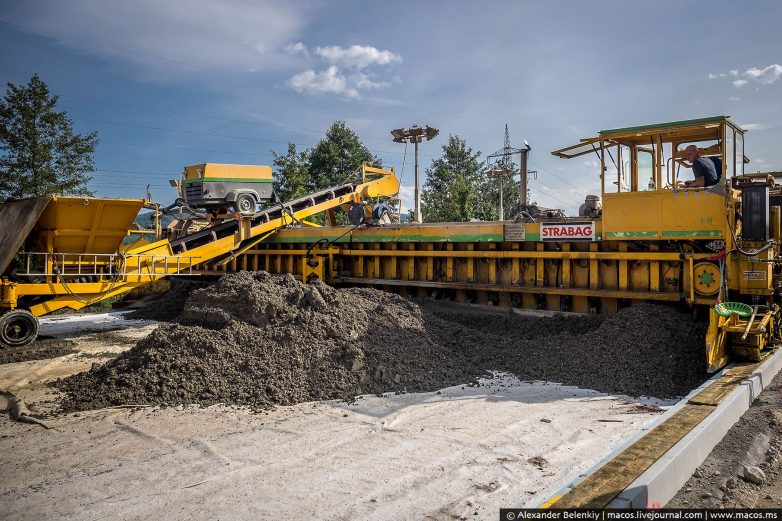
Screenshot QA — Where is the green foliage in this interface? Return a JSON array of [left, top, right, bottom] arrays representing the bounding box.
[[0, 74, 98, 200], [307, 121, 380, 191], [271, 121, 379, 225], [272, 142, 310, 203], [420, 135, 483, 222]]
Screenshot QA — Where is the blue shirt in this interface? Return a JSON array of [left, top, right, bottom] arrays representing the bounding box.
[[693, 157, 720, 187]]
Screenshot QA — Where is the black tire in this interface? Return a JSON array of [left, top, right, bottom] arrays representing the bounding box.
[[0, 309, 39, 348], [234, 193, 256, 213]]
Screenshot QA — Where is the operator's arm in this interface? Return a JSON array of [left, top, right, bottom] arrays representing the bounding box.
[[684, 177, 705, 188]]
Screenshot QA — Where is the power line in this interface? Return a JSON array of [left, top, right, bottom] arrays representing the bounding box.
[[80, 117, 293, 145], [93, 168, 180, 176], [59, 93, 418, 144], [529, 178, 580, 208], [100, 139, 276, 157], [533, 178, 581, 205], [3, 79, 494, 155], [81, 117, 441, 158]]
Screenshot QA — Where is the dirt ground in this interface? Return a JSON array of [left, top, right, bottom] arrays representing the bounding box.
[[668, 370, 782, 508], [0, 312, 669, 520]]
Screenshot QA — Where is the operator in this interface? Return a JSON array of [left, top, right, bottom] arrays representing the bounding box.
[[682, 145, 720, 188]]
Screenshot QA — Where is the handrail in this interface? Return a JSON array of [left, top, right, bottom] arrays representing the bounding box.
[[14, 252, 198, 278]]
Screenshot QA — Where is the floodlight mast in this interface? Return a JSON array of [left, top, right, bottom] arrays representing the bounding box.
[[391, 124, 439, 223]]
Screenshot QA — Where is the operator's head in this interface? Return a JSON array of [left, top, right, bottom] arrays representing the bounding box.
[[684, 145, 700, 163]]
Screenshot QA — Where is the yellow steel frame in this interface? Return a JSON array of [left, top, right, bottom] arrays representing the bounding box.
[[2, 166, 400, 317], [204, 226, 736, 371]]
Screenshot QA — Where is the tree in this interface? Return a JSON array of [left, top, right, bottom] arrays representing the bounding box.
[[272, 142, 310, 203], [307, 121, 380, 191], [0, 74, 98, 200], [420, 135, 483, 222]]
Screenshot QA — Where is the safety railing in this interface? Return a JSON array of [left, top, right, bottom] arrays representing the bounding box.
[[13, 252, 198, 279]]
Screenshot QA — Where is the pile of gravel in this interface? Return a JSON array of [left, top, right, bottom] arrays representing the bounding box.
[[125, 279, 209, 322], [55, 271, 707, 412], [439, 304, 707, 398]]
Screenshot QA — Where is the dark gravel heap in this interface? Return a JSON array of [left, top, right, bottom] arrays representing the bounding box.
[[125, 279, 209, 322], [55, 271, 708, 412], [0, 338, 77, 365], [438, 304, 707, 398]]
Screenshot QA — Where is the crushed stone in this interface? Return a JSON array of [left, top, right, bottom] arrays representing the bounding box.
[[0, 338, 77, 365], [55, 271, 708, 412], [125, 279, 209, 322]]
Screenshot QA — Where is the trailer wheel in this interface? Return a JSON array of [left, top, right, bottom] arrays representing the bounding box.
[[234, 193, 256, 213], [0, 309, 39, 348]]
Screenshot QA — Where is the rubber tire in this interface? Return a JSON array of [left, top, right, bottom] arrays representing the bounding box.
[[234, 193, 256, 214], [0, 309, 39, 348]]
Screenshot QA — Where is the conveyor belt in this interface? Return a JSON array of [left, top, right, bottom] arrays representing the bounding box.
[[169, 182, 357, 254], [13, 168, 399, 319]]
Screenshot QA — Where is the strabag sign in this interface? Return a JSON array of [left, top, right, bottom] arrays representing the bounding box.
[[541, 221, 596, 242]]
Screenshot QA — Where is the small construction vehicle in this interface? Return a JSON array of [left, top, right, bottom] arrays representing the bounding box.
[[176, 163, 274, 214]]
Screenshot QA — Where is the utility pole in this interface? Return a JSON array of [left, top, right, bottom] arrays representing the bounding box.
[[414, 138, 420, 221], [391, 124, 439, 223], [486, 124, 530, 221], [519, 141, 531, 209]]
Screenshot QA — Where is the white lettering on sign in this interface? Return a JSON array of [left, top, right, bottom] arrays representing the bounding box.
[[743, 271, 767, 281], [540, 222, 595, 242]]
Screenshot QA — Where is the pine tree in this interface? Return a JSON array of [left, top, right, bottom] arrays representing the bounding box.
[[420, 135, 482, 222], [307, 121, 380, 191], [272, 142, 310, 203], [0, 74, 98, 200]]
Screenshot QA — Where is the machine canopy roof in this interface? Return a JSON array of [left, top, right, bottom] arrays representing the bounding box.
[[552, 116, 744, 159]]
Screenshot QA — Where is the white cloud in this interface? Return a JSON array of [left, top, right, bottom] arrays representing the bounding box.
[[314, 45, 401, 69], [729, 96, 740, 101], [740, 123, 770, 131], [287, 43, 401, 98], [709, 64, 782, 90], [350, 72, 390, 90], [284, 42, 309, 57], [744, 64, 782, 85], [5, 0, 307, 77], [288, 66, 358, 98]]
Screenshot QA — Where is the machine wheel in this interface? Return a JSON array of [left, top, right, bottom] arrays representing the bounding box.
[[0, 309, 39, 348], [693, 262, 721, 296], [234, 193, 256, 214]]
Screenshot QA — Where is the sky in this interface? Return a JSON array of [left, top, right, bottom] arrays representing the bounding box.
[[1, 0, 781, 215]]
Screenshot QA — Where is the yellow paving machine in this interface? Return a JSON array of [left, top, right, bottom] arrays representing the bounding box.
[[1, 117, 779, 373], [202, 117, 780, 372]]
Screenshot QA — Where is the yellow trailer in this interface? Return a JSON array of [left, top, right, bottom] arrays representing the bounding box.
[[180, 163, 274, 213]]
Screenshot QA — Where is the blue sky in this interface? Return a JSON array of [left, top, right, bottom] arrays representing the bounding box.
[[1, 0, 780, 215]]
